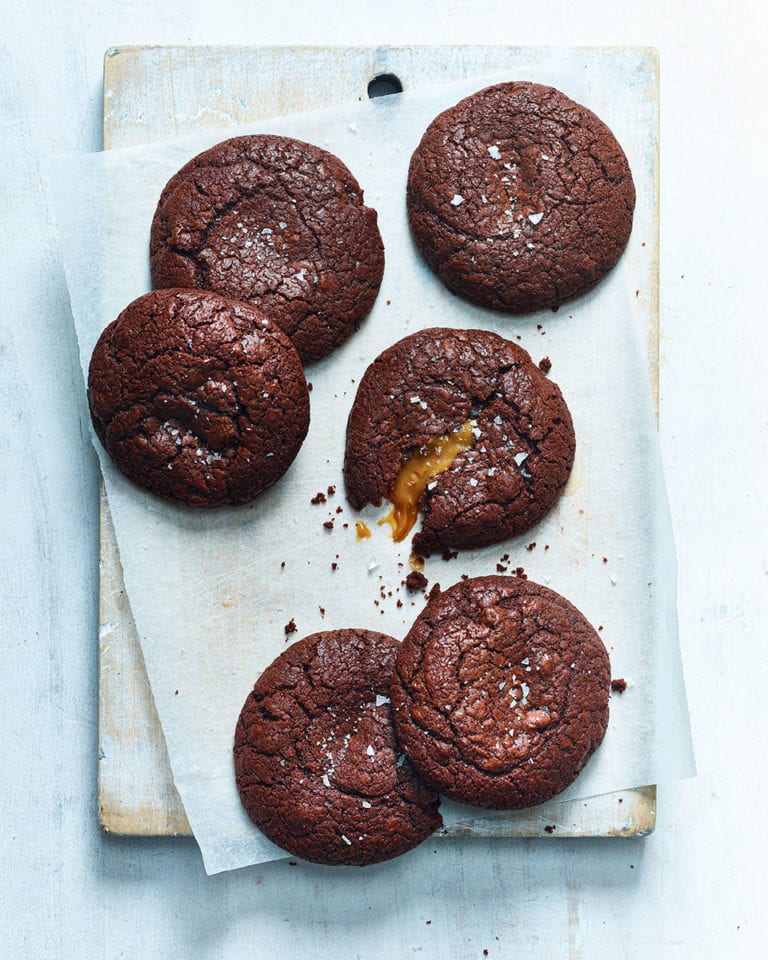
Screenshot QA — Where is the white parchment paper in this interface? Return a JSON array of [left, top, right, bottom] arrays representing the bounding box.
[[52, 66, 694, 873]]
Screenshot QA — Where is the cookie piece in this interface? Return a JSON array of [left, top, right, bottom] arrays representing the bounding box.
[[234, 629, 442, 866], [88, 288, 309, 506], [150, 135, 385, 362], [391, 576, 611, 808], [344, 327, 575, 555], [407, 81, 635, 312]]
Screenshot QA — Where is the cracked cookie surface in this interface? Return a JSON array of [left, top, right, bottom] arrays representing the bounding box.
[[150, 134, 385, 362], [234, 629, 442, 866], [407, 81, 635, 313], [88, 288, 309, 506], [391, 576, 611, 809], [343, 327, 575, 555]]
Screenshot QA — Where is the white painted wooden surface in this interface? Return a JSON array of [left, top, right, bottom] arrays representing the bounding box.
[[98, 43, 658, 839], [3, 3, 767, 957]]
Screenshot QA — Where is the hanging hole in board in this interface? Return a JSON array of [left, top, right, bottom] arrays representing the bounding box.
[[367, 74, 403, 99]]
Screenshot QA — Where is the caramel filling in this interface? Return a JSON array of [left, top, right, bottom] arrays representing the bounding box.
[[355, 520, 372, 540], [379, 421, 475, 542]]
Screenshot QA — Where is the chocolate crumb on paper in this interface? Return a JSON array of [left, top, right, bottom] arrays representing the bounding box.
[[405, 571, 428, 593]]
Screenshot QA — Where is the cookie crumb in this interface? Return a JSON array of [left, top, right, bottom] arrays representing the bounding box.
[[327, 484, 336, 496], [611, 678, 627, 693], [544, 824, 556, 834], [441, 549, 458, 562], [526, 542, 536, 552], [513, 566, 527, 579], [331, 562, 338, 571], [602, 556, 608, 563], [538, 356, 551, 374], [310, 491, 327, 504], [307, 382, 313, 392], [323, 520, 334, 530], [280, 561, 286, 568], [427, 583, 442, 602], [284, 618, 297, 635], [405, 571, 428, 592]]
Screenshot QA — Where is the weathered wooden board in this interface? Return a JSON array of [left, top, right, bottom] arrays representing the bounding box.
[[99, 44, 659, 838]]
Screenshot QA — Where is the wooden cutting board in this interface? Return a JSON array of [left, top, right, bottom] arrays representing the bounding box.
[[98, 44, 659, 838]]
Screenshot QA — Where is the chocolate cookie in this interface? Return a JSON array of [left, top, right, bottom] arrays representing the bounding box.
[[88, 288, 309, 506], [344, 327, 575, 555], [407, 81, 635, 312], [234, 629, 442, 866], [150, 135, 385, 362], [391, 576, 610, 808]]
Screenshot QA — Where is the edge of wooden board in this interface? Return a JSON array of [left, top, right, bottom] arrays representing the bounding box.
[[98, 43, 659, 839]]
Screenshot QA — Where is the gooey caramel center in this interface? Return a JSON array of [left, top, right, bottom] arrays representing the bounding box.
[[378, 421, 475, 542]]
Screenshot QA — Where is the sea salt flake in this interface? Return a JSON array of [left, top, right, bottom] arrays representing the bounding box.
[[341, 835, 352, 845], [487, 145, 502, 160], [366, 745, 375, 756], [514, 452, 529, 466], [450, 194, 464, 206], [375, 695, 390, 706], [528, 212, 544, 225], [469, 478, 478, 487], [321, 774, 331, 787]]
